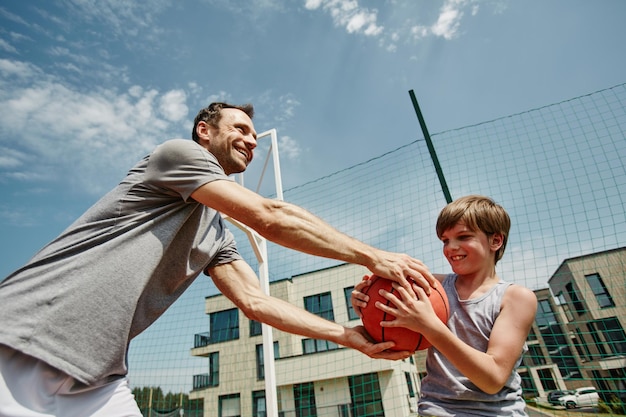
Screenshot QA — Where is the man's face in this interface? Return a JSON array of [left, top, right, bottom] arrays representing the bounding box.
[[202, 108, 257, 175]]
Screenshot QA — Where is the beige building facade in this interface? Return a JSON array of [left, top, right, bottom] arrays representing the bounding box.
[[190, 263, 421, 417], [190, 247, 626, 415]]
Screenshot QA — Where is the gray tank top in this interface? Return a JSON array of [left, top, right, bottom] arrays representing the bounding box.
[[418, 274, 528, 416]]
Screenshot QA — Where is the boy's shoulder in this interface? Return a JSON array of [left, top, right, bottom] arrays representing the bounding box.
[[502, 283, 538, 310]]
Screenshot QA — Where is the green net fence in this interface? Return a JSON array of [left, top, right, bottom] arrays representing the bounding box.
[[129, 83, 626, 416]]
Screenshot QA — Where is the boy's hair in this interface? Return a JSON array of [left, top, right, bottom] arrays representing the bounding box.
[[436, 195, 511, 263], [192, 102, 254, 142]]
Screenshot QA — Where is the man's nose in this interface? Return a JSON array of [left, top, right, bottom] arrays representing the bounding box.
[[245, 134, 257, 150]]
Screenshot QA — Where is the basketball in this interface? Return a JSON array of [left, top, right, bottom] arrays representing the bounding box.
[[359, 275, 449, 351]]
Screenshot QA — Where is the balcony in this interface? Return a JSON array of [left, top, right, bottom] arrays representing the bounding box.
[[278, 403, 352, 417], [194, 332, 210, 348], [193, 373, 217, 390]]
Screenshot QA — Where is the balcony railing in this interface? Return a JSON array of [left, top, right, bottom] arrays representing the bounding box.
[[277, 403, 351, 417], [194, 332, 210, 348], [193, 373, 218, 390]]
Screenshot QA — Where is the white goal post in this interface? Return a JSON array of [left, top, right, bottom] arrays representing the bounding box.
[[223, 128, 282, 417]]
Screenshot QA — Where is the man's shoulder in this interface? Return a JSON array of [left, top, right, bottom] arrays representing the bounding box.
[[151, 139, 217, 164], [157, 138, 199, 151]]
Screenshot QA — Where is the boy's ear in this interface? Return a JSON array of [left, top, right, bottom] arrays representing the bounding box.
[[490, 233, 504, 252]]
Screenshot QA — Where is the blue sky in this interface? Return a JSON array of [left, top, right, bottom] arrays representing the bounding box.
[[1, 1, 625, 277]]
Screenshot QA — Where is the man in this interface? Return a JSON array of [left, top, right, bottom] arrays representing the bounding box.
[[0, 102, 435, 416]]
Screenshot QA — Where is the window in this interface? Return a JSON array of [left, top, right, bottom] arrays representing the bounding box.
[[256, 342, 280, 380], [304, 292, 334, 321], [535, 299, 557, 329], [294, 383, 316, 417], [344, 286, 359, 320], [209, 352, 219, 387], [405, 372, 415, 397], [565, 282, 585, 315], [587, 321, 608, 357], [574, 328, 591, 361], [210, 308, 239, 343], [219, 394, 241, 417], [192, 351, 219, 389], [250, 320, 262, 337], [585, 273, 615, 308], [537, 368, 557, 391], [555, 292, 574, 321], [252, 390, 266, 417], [593, 317, 626, 356], [527, 344, 546, 366], [535, 299, 581, 379], [348, 373, 384, 417], [302, 338, 339, 355]]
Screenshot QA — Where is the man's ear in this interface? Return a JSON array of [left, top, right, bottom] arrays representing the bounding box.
[[196, 121, 215, 143]]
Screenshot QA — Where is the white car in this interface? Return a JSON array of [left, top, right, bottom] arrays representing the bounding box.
[[558, 386, 599, 409]]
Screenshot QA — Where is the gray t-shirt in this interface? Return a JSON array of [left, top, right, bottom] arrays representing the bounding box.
[[418, 274, 528, 417], [0, 139, 242, 384]]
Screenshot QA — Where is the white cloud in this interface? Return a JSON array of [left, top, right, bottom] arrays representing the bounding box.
[[410, 25, 430, 41], [278, 135, 301, 159], [304, 0, 323, 9], [304, 0, 383, 37], [0, 58, 41, 78], [431, 0, 466, 40], [0, 147, 25, 169], [59, 0, 171, 38], [0, 59, 188, 194], [0, 38, 17, 54], [304, 0, 484, 49], [159, 89, 188, 122]]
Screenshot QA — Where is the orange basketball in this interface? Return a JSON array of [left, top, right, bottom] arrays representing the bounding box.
[[359, 275, 449, 351]]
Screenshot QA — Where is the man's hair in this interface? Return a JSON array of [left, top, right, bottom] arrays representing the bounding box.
[[192, 102, 254, 142], [436, 195, 511, 263]]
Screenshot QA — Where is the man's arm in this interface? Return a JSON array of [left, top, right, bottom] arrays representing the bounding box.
[[192, 179, 436, 290], [207, 259, 411, 360]]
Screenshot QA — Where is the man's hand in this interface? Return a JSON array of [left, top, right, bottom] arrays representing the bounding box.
[[344, 325, 413, 360], [367, 251, 437, 294]]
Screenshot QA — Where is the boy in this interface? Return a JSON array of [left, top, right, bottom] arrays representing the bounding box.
[[352, 195, 537, 416]]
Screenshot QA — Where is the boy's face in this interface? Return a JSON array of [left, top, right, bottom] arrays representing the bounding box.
[[439, 221, 503, 275]]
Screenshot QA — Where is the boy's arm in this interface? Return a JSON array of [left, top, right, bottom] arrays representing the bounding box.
[[192, 179, 436, 290], [437, 285, 537, 393], [378, 283, 537, 394]]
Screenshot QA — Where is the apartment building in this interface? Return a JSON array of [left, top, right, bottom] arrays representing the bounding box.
[[189, 247, 626, 415], [189, 263, 421, 417], [545, 247, 626, 401]]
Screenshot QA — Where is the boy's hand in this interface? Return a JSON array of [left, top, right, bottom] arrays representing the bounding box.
[[350, 275, 372, 318], [377, 283, 438, 334]]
